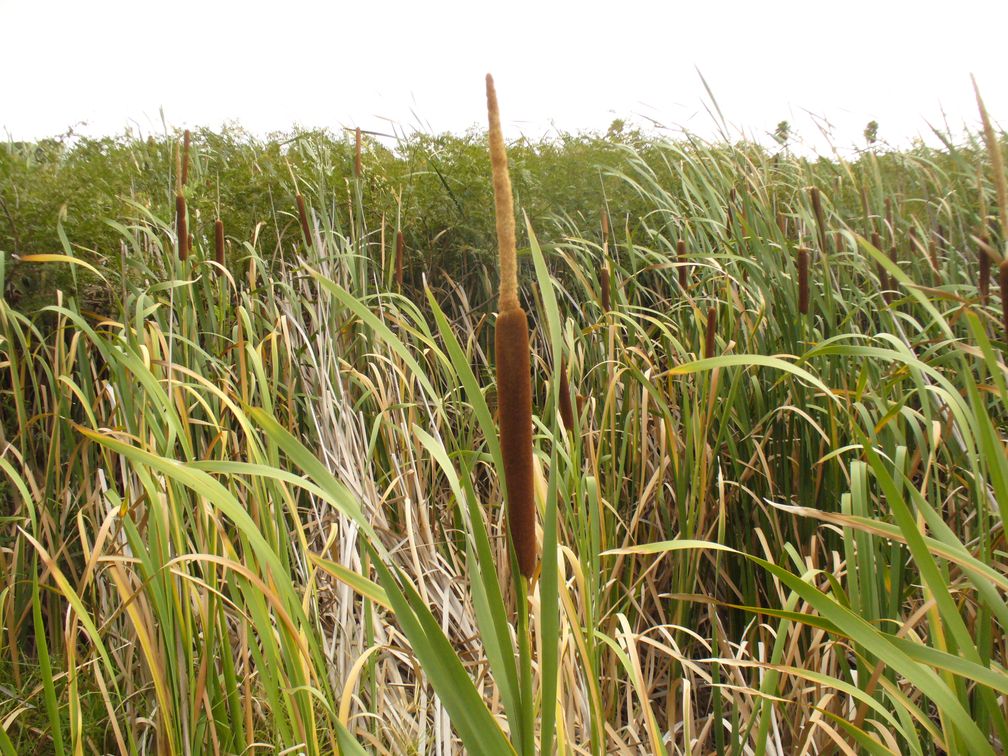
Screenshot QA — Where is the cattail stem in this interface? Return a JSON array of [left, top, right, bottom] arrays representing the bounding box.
[[181, 129, 191, 187], [487, 73, 536, 579], [797, 246, 809, 315], [704, 307, 717, 359], [395, 230, 405, 289], [175, 192, 188, 262], [676, 238, 688, 289], [296, 193, 312, 247], [354, 127, 362, 179], [214, 218, 225, 267]]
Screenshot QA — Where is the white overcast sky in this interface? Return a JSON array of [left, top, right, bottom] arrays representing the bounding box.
[[2, 0, 1006, 154]]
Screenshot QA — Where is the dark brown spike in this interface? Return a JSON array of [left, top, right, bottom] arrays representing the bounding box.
[[175, 192, 188, 262], [600, 265, 611, 312], [495, 307, 536, 578], [395, 230, 405, 289], [676, 238, 688, 289], [979, 232, 992, 302], [797, 247, 810, 315], [810, 186, 827, 252], [557, 358, 574, 433], [704, 307, 717, 359], [296, 193, 312, 247], [214, 218, 225, 267]]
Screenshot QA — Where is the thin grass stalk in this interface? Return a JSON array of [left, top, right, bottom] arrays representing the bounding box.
[[677, 238, 688, 289], [181, 129, 191, 187], [354, 128, 362, 179], [487, 73, 536, 580], [557, 358, 574, 433], [1000, 260, 1008, 341], [395, 230, 404, 289], [214, 219, 225, 267], [872, 231, 888, 294]]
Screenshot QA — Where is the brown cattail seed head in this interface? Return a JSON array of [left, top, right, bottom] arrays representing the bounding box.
[[676, 238, 688, 289], [395, 230, 405, 288], [175, 192, 188, 262], [600, 265, 611, 312], [181, 129, 191, 187], [557, 358, 574, 433], [810, 186, 826, 252], [980, 233, 992, 301], [704, 307, 717, 359], [496, 307, 536, 578], [214, 218, 225, 267], [296, 193, 312, 247], [354, 127, 362, 179], [797, 247, 810, 315], [487, 74, 536, 579]]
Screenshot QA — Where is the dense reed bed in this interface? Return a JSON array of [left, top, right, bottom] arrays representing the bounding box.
[[1, 89, 1008, 754]]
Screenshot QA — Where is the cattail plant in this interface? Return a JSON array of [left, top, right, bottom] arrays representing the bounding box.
[[600, 265, 611, 312], [676, 238, 688, 289], [487, 74, 536, 580], [214, 218, 225, 267], [175, 192, 188, 262], [797, 246, 810, 315], [395, 230, 405, 289], [296, 193, 312, 247], [181, 129, 191, 187], [704, 307, 717, 359], [557, 358, 574, 433], [810, 186, 827, 253], [979, 231, 992, 302], [354, 127, 362, 179]]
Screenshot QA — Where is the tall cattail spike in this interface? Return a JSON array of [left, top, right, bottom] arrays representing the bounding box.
[[797, 247, 810, 315], [600, 265, 611, 312], [175, 192, 188, 262], [557, 358, 574, 433], [980, 231, 992, 302], [704, 307, 717, 359], [487, 74, 536, 579], [214, 218, 225, 267], [810, 186, 827, 252], [296, 193, 312, 247]]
